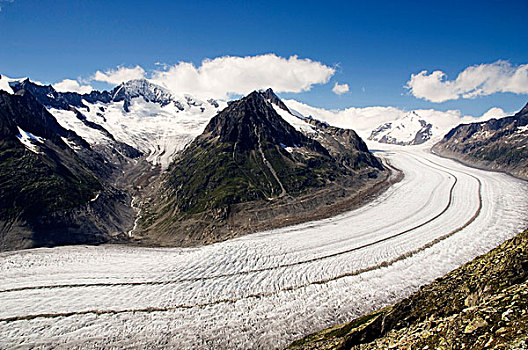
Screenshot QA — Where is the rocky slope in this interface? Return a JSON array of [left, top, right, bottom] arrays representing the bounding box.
[[289, 228, 528, 350], [0, 90, 133, 251], [433, 102, 528, 180], [135, 90, 387, 246]]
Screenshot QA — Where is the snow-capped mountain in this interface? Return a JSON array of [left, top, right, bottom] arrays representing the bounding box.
[[112, 79, 175, 111], [368, 111, 434, 146], [9, 78, 227, 168]]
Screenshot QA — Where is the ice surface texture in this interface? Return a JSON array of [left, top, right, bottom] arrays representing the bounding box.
[[0, 144, 527, 349]]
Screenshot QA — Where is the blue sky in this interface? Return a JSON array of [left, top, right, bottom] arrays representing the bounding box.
[[1, 0, 527, 116]]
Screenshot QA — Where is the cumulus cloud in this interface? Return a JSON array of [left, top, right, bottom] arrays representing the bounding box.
[[150, 54, 335, 99], [284, 99, 503, 139], [92, 65, 146, 85], [285, 99, 407, 136], [479, 107, 506, 121], [332, 82, 349, 95], [53, 79, 93, 94], [406, 61, 528, 103]]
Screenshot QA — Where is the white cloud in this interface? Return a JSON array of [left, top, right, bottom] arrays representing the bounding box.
[[406, 61, 528, 103], [285, 99, 407, 137], [284, 99, 504, 139], [479, 107, 505, 121], [332, 82, 349, 95], [92, 65, 146, 85], [53, 79, 93, 94], [150, 54, 335, 99]]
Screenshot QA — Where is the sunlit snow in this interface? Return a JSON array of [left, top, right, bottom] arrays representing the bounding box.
[[0, 75, 23, 94], [16, 126, 44, 154], [49, 96, 227, 169], [1, 144, 527, 349]]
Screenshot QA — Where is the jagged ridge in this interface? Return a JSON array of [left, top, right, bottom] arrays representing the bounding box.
[[433, 102, 528, 180]]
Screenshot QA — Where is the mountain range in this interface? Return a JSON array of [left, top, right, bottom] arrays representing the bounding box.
[[0, 76, 389, 251], [433, 103, 528, 180]]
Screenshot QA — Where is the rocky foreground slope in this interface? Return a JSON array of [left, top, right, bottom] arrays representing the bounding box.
[[433, 102, 528, 180], [290, 228, 528, 350]]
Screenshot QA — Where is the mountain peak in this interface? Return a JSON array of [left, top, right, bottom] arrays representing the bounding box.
[[518, 101, 528, 116], [258, 88, 291, 112], [111, 79, 174, 110], [203, 88, 319, 152], [139, 89, 385, 244]]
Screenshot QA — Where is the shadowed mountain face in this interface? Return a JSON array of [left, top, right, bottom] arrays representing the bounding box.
[[0, 90, 133, 251], [137, 90, 387, 246], [433, 102, 528, 180]]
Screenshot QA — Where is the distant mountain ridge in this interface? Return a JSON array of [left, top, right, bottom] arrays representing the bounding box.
[[9, 78, 226, 168], [433, 102, 528, 180], [9, 78, 220, 113], [368, 111, 433, 146]]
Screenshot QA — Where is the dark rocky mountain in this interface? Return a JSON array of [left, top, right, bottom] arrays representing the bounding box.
[[305, 117, 384, 170], [9, 78, 219, 113], [290, 228, 528, 350], [9, 79, 113, 110], [433, 102, 528, 180], [0, 90, 133, 251], [136, 90, 387, 246]]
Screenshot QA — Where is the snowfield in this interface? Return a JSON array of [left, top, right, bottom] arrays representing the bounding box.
[[49, 96, 226, 169], [1, 144, 527, 349]]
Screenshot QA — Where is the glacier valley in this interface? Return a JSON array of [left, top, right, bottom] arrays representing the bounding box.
[[1, 143, 527, 349]]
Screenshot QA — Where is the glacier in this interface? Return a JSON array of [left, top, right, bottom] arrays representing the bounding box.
[[0, 143, 527, 349]]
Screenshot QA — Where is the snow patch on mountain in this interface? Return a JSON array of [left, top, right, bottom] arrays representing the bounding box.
[[16, 126, 44, 153], [516, 124, 528, 133], [269, 101, 316, 135]]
